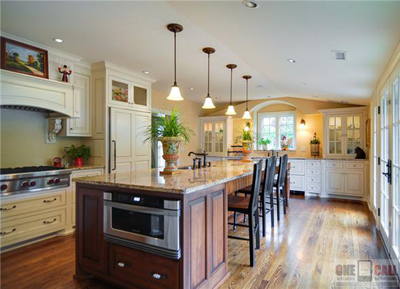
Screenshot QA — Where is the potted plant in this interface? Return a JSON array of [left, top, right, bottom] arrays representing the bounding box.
[[143, 108, 194, 174], [258, 137, 271, 151], [239, 122, 254, 162], [310, 132, 321, 157], [63, 144, 91, 167]]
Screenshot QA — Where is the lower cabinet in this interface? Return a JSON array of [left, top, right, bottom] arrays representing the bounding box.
[[108, 243, 179, 289]]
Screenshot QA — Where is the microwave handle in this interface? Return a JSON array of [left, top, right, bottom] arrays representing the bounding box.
[[104, 200, 180, 217]]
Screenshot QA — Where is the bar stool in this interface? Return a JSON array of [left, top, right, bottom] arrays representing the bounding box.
[[236, 156, 277, 236], [228, 160, 263, 267], [269, 154, 288, 221]]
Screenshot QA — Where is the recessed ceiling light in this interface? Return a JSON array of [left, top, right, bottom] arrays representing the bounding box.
[[53, 38, 64, 43], [303, 82, 309, 85], [312, 95, 318, 98], [142, 71, 149, 74], [242, 0, 258, 8], [267, 96, 272, 98], [287, 59, 296, 63], [189, 87, 195, 91]]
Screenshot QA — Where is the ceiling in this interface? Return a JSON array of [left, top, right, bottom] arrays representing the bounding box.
[[2, 1, 400, 106]]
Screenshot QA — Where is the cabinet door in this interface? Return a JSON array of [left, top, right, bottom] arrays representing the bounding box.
[[69, 73, 91, 136], [346, 115, 362, 155], [214, 121, 225, 155], [76, 186, 106, 274], [202, 121, 213, 154], [325, 170, 345, 194], [327, 116, 343, 156], [109, 76, 132, 107], [344, 171, 364, 196], [133, 85, 150, 110]]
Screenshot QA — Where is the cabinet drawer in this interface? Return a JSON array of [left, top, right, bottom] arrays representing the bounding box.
[[108, 243, 179, 289], [306, 176, 320, 184], [306, 169, 320, 176], [0, 189, 67, 219], [306, 184, 321, 193], [326, 161, 344, 169], [345, 162, 364, 170], [0, 209, 66, 247], [289, 160, 305, 175], [290, 175, 305, 191], [306, 161, 321, 168]]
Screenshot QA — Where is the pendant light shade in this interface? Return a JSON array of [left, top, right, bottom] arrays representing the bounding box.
[[202, 47, 216, 109], [242, 75, 252, 119], [225, 64, 237, 115], [167, 23, 184, 101], [226, 105, 237, 115]]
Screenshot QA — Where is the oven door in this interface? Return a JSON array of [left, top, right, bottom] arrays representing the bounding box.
[[103, 198, 180, 252]]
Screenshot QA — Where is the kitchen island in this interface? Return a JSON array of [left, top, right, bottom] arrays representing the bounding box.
[[74, 160, 257, 289]]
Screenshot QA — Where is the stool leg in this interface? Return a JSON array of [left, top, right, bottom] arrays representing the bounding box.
[[284, 184, 289, 207], [255, 211, 260, 250], [276, 187, 280, 221], [282, 186, 287, 215], [249, 212, 255, 267], [233, 212, 237, 231], [270, 192, 274, 228], [261, 194, 266, 237]]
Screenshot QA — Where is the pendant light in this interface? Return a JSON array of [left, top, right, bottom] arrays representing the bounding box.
[[242, 75, 252, 119], [167, 23, 184, 101], [225, 64, 237, 115], [202, 47, 216, 109]]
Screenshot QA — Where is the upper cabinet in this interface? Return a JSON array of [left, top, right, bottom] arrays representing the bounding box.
[[200, 116, 233, 156], [319, 107, 368, 158]]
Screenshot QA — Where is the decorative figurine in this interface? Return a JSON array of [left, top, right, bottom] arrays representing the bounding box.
[[58, 65, 72, 82]]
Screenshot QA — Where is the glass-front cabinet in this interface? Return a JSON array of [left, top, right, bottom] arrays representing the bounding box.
[[321, 107, 368, 158], [200, 116, 233, 156], [109, 75, 150, 110]]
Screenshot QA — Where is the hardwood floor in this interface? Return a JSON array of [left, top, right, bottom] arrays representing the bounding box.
[[0, 196, 394, 289]]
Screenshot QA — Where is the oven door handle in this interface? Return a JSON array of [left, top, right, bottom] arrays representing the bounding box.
[[104, 200, 180, 217]]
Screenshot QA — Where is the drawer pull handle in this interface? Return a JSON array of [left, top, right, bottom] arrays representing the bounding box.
[[152, 273, 167, 280], [0, 228, 16, 235], [43, 198, 57, 203], [117, 262, 125, 267], [0, 205, 16, 211], [290, 182, 295, 184], [43, 218, 57, 224]]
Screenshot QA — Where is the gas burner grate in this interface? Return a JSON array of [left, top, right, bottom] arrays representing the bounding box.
[[0, 166, 66, 175]]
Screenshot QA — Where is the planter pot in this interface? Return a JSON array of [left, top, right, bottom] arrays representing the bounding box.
[[241, 141, 254, 162], [310, 144, 320, 157], [159, 137, 183, 174], [75, 157, 83, 167]]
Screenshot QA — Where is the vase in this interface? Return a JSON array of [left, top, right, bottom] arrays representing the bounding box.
[[241, 141, 254, 162], [159, 137, 183, 174], [75, 157, 83, 167], [310, 144, 320, 157]]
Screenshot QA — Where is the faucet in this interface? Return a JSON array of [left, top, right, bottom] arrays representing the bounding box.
[[188, 151, 210, 168]]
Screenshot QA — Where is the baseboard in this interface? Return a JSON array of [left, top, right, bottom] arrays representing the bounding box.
[[377, 230, 400, 284]]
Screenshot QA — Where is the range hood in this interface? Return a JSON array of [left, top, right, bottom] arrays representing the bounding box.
[[0, 69, 82, 118]]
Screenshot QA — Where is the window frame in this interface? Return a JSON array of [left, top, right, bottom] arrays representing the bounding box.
[[257, 111, 297, 150]]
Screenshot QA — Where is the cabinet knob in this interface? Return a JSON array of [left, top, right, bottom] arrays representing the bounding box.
[[152, 273, 166, 280], [117, 262, 125, 267]]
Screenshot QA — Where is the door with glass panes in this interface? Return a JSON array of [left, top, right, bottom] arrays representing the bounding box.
[[378, 70, 400, 272]]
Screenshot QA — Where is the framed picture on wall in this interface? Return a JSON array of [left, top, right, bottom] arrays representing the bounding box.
[[366, 118, 371, 148], [1, 37, 49, 79]]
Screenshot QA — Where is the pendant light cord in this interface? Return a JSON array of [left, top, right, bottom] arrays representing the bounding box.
[[174, 32, 177, 85], [207, 53, 210, 96], [230, 68, 233, 105], [246, 79, 249, 110]]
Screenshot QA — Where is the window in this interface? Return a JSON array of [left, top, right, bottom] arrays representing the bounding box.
[[258, 111, 296, 150]]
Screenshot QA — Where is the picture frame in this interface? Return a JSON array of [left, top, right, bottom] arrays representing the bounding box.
[[1, 37, 49, 79], [366, 118, 371, 148]]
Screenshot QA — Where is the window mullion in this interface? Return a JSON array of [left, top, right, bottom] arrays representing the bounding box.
[[276, 116, 280, 150]]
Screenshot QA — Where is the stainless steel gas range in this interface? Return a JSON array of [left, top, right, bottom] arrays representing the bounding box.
[[0, 166, 72, 197]]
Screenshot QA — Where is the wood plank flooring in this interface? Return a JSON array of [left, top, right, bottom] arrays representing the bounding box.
[[0, 196, 394, 289]]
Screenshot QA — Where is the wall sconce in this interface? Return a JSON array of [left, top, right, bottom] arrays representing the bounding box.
[[300, 119, 306, 129]]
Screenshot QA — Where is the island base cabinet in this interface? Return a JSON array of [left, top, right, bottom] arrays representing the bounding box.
[[108, 243, 180, 289]]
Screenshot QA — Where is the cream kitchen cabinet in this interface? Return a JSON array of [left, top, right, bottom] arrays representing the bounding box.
[[200, 116, 233, 156], [289, 159, 322, 195], [323, 160, 366, 197], [319, 107, 368, 159]]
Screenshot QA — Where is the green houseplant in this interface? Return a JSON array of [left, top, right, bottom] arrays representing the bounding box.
[[63, 144, 91, 167], [258, 137, 271, 151], [310, 132, 321, 157], [143, 108, 194, 174]]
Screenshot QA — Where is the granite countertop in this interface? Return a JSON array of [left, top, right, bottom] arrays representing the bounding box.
[[209, 155, 368, 161], [68, 165, 105, 171], [74, 160, 258, 194]]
